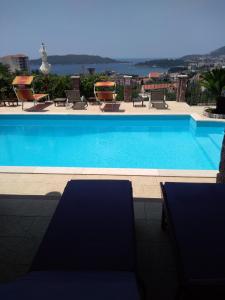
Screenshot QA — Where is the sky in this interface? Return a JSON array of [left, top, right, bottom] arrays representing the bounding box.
[[0, 0, 225, 59]]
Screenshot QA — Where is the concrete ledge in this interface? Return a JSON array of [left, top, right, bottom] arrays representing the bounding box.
[[0, 166, 217, 178]]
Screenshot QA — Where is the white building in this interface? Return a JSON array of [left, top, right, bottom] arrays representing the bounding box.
[[0, 54, 30, 72]]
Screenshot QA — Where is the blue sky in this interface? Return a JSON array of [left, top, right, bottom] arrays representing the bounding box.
[[0, 0, 225, 59]]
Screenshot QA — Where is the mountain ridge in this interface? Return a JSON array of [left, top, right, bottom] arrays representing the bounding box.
[[30, 54, 121, 65], [136, 45, 225, 68]]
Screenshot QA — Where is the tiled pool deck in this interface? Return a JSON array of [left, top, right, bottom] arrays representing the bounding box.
[[0, 100, 217, 119], [0, 101, 220, 299], [0, 174, 216, 300]]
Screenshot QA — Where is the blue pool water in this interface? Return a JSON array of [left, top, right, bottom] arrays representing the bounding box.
[[0, 115, 224, 170]]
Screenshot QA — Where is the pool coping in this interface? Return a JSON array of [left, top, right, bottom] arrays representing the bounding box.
[[0, 112, 222, 177], [0, 111, 225, 122], [0, 166, 217, 178]]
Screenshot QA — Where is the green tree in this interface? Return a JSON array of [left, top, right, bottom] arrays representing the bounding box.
[[0, 63, 10, 76], [0, 63, 14, 99]]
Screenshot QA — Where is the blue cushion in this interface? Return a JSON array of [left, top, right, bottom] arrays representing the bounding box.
[[163, 182, 225, 283], [31, 180, 136, 272], [0, 271, 140, 300]]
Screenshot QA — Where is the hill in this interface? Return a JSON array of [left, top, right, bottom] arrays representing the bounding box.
[[181, 45, 225, 60], [137, 45, 225, 68], [210, 46, 225, 57], [30, 54, 120, 65], [180, 54, 206, 61]]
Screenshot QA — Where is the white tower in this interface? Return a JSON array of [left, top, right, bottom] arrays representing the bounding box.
[[39, 42, 51, 75]]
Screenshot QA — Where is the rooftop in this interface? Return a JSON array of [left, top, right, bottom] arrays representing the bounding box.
[[0, 54, 28, 59]]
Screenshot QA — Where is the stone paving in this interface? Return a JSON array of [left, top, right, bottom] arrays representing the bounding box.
[[0, 100, 216, 120], [0, 173, 216, 300]]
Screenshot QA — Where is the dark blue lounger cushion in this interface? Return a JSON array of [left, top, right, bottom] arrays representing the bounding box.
[[163, 182, 225, 283], [0, 271, 140, 300], [31, 180, 136, 272]]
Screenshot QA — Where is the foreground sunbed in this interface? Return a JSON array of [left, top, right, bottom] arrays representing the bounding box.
[[161, 182, 225, 300], [0, 180, 140, 300]]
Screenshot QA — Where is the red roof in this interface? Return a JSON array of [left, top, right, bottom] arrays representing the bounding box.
[[144, 83, 176, 90], [148, 72, 161, 78]]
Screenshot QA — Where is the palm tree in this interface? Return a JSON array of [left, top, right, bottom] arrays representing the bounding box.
[[201, 69, 225, 114], [201, 69, 225, 182]]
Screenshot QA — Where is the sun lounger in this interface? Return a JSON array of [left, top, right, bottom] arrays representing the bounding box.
[[65, 89, 88, 109], [94, 82, 117, 111], [161, 182, 225, 299], [14, 88, 49, 110], [12, 76, 49, 110], [0, 180, 139, 300], [0, 271, 140, 300], [149, 90, 168, 109], [31, 180, 136, 271], [0, 91, 18, 106], [133, 95, 145, 107]]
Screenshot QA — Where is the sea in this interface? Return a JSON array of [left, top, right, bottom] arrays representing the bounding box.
[[30, 58, 168, 77]]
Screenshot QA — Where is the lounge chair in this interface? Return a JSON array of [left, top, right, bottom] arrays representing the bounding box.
[[0, 180, 140, 300], [133, 95, 145, 107], [149, 90, 168, 109], [94, 81, 117, 111], [161, 182, 225, 299], [65, 89, 88, 109], [0, 91, 18, 106], [14, 88, 49, 110], [31, 180, 136, 271], [12, 76, 49, 110]]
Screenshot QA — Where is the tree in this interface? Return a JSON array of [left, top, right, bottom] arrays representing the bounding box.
[[201, 69, 225, 113], [0, 63, 10, 77]]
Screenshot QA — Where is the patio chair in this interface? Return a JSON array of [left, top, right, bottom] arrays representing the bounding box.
[[31, 180, 136, 272], [12, 76, 49, 110], [14, 88, 49, 110], [0, 180, 140, 300], [133, 95, 145, 107], [94, 82, 117, 111], [65, 90, 88, 109], [161, 182, 225, 299], [149, 90, 168, 109], [0, 91, 18, 107]]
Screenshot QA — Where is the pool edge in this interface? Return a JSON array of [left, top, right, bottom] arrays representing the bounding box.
[[0, 166, 217, 178]]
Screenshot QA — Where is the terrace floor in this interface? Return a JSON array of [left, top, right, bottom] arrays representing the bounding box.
[[0, 173, 216, 300], [0, 100, 217, 121]]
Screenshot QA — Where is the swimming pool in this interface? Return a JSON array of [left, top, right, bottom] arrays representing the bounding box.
[[0, 115, 224, 170]]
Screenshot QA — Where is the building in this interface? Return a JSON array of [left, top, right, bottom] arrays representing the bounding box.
[[148, 71, 161, 79], [0, 54, 30, 72]]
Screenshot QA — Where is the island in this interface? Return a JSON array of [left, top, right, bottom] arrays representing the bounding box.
[[30, 54, 121, 65]]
